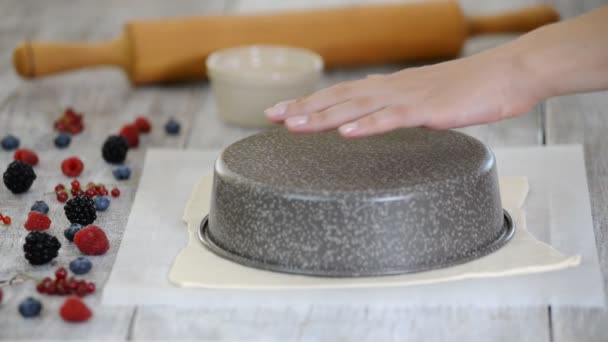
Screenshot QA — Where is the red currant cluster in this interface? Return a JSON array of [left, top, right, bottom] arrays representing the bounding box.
[[0, 213, 11, 225], [36, 267, 95, 297], [54, 107, 84, 135], [55, 180, 120, 203]]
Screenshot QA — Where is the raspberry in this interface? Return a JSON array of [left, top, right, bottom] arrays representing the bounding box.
[[74, 225, 109, 255], [60, 296, 92, 322], [24, 211, 52, 231], [14, 148, 39, 166], [61, 157, 84, 177], [134, 116, 152, 133], [102, 135, 129, 164], [64, 196, 96, 225], [119, 124, 139, 148]]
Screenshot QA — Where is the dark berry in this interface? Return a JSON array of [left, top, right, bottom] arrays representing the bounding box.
[[54, 133, 71, 149], [111, 188, 120, 197], [164, 118, 181, 135], [94, 196, 110, 211], [3, 161, 36, 194], [64, 223, 84, 242], [64, 196, 96, 225], [61, 157, 84, 177], [18, 297, 42, 318], [1, 135, 19, 151], [102, 135, 129, 164], [31, 201, 49, 214], [69, 257, 92, 275], [23, 231, 61, 265], [112, 166, 131, 180]]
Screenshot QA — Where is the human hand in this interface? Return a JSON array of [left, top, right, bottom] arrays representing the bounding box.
[[264, 50, 543, 138]]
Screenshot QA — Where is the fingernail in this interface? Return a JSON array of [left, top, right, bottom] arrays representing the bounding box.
[[285, 115, 308, 128], [264, 100, 293, 118], [339, 122, 359, 136]]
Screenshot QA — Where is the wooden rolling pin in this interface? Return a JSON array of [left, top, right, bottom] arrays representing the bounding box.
[[13, 2, 559, 84]]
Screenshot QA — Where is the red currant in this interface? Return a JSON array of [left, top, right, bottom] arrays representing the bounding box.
[[85, 188, 97, 198], [76, 283, 88, 297], [46, 282, 57, 295], [71, 180, 81, 190], [2, 216, 11, 225], [56, 279, 67, 295], [36, 281, 46, 294], [67, 278, 78, 291], [55, 267, 68, 280], [111, 188, 120, 197], [0, 213, 3, 220], [55, 184, 66, 192], [71, 188, 84, 197], [86, 282, 96, 293], [99, 188, 109, 196], [57, 192, 69, 203], [86, 182, 96, 189]]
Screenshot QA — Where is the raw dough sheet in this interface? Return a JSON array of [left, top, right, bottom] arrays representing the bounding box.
[[102, 146, 605, 307]]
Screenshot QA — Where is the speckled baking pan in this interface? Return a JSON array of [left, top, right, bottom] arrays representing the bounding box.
[[202, 128, 514, 277]]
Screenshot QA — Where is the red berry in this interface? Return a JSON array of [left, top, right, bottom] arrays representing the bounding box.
[[86, 283, 96, 293], [2, 216, 10, 225], [14, 148, 39, 166], [74, 225, 110, 255], [60, 296, 92, 322], [85, 188, 97, 198], [57, 192, 69, 203], [134, 116, 152, 133], [55, 184, 66, 192], [46, 282, 57, 295], [67, 278, 78, 292], [24, 211, 51, 231], [56, 280, 67, 295], [111, 188, 120, 197], [61, 157, 84, 177], [119, 124, 140, 148], [99, 188, 108, 196], [76, 283, 88, 297], [55, 267, 68, 280], [71, 188, 84, 197], [71, 180, 81, 190], [0, 213, 3, 220], [36, 281, 46, 294], [68, 126, 80, 135]]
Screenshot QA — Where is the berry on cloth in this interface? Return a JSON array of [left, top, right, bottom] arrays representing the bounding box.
[[54, 107, 84, 135], [60, 296, 92, 322], [102, 135, 129, 164], [119, 124, 139, 148], [3, 161, 36, 194], [112, 166, 131, 180], [1, 134, 20, 151], [64, 196, 97, 226], [57, 192, 69, 203], [55, 183, 66, 192], [54, 133, 71, 149], [19, 297, 42, 318], [71, 180, 81, 190], [111, 188, 120, 197], [64, 223, 84, 242], [74, 225, 109, 255], [55, 267, 68, 280], [94, 196, 110, 211], [134, 116, 152, 133], [69, 256, 92, 275], [31, 200, 49, 214], [24, 211, 52, 231], [61, 157, 84, 177], [85, 188, 97, 198], [2, 215, 11, 225], [23, 231, 61, 265], [165, 118, 181, 135], [13, 148, 39, 166]]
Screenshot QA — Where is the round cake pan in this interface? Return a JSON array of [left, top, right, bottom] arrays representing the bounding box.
[[203, 128, 515, 277]]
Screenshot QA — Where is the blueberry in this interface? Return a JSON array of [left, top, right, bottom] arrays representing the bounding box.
[[1, 135, 20, 151], [64, 223, 83, 242], [94, 196, 110, 211], [18, 297, 42, 318], [54, 133, 71, 149], [112, 166, 131, 180], [30, 201, 49, 215], [69, 256, 92, 275], [164, 118, 181, 135]]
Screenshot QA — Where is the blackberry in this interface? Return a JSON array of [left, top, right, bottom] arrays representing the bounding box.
[[102, 135, 128, 164], [23, 231, 61, 265], [64, 196, 97, 225], [3, 161, 36, 194]]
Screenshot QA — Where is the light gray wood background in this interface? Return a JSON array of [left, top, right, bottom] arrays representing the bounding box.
[[0, 0, 606, 340]]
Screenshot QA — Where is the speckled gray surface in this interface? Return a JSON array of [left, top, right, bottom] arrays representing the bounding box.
[[206, 128, 512, 276]]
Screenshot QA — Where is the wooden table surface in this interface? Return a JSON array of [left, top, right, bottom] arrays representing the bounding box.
[[0, 0, 606, 340]]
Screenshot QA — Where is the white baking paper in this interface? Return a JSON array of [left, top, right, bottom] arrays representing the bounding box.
[[102, 146, 605, 307]]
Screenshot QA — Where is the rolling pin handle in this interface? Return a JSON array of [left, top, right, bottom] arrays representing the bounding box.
[[467, 4, 560, 36]]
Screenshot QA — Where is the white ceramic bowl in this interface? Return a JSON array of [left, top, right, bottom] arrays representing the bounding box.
[[206, 45, 324, 128]]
